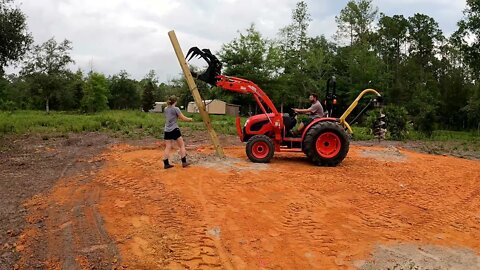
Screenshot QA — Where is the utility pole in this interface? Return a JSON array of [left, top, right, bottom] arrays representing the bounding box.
[[168, 30, 225, 158]]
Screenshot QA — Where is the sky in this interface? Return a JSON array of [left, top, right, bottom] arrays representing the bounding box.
[[8, 0, 467, 82]]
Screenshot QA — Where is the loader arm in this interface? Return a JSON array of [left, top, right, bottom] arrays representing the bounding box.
[[215, 75, 279, 115], [215, 75, 283, 142], [185, 47, 282, 142]]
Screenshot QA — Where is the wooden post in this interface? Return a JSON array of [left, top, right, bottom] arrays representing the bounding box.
[[168, 30, 225, 158]]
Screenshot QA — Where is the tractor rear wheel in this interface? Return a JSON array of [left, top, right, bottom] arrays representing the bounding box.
[[246, 135, 275, 163], [303, 121, 349, 166]]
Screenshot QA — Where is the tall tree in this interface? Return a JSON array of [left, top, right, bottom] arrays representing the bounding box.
[[81, 72, 109, 113], [376, 14, 408, 66], [21, 38, 74, 112], [408, 13, 444, 66], [67, 70, 85, 110], [432, 42, 471, 129], [453, 0, 480, 78], [453, 0, 480, 130], [334, 43, 386, 105], [108, 70, 140, 109], [141, 70, 158, 86], [302, 36, 336, 95], [333, 0, 382, 118], [220, 24, 281, 111], [0, 0, 32, 75], [277, 1, 313, 109], [142, 81, 155, 112], [0, 75, 9, 108], [1, 74, 31, 109], [220, 24, 280, 86], [140, 70, 164, 103], [279, 1, 311, 60], [463, 86, 480, 131], [335, 0, 378, 45], [375, 14, 409, 101]]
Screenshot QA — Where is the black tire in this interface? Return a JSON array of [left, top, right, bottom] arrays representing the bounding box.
[[303, 121, 350, 166], [246, 135, 275, 163]]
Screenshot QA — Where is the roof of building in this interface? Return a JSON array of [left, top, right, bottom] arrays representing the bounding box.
[[188, 99, 240, 106]]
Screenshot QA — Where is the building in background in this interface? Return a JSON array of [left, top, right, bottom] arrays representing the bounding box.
[[151, 102, 167, 113], [187, 99, 240, 116]]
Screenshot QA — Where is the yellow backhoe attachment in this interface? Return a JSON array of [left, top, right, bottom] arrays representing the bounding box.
[[338, 89, 382, 134]]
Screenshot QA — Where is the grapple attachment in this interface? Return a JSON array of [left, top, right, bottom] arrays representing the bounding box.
[[185, 47, 222, 86]]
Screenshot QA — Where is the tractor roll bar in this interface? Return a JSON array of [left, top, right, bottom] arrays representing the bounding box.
[[325, 76, 337, 117]]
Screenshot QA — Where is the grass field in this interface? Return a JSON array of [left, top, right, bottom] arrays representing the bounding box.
[[0, 110, 245, 138], [1, 110, 478, 145]]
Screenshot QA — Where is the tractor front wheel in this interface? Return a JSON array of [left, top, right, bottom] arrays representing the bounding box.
[[246, 135, 275, 163], [303, 121, 349, 166]]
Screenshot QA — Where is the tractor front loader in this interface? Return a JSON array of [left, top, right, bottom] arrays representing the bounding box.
[[186, 47, 382, 166]]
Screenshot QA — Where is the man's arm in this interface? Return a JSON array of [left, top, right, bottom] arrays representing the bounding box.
[[293, 108, 313, 114]]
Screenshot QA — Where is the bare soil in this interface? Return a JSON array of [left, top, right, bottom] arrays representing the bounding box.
[[353, 140, 480, 160], [1, 133, 480, 269], [0, 133, 117, 269], [0, 132, 238, 269]]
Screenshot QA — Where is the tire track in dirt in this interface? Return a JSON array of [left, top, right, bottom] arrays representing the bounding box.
[[15, 142, 121, 269], [196, 177, 235, 270], [18, 176, 121, 269], [94, 146, 229, 269]]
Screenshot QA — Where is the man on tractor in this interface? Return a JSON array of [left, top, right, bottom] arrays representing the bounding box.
[[292, 93, 325, 135]]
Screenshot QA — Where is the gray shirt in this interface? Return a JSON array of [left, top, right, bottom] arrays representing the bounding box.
[[308, 101, 324, 118], [164, 106, 181, 132]]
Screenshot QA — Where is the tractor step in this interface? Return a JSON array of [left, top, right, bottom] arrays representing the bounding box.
[[283, 137, 302, 142], [279, 148, 303, 152]]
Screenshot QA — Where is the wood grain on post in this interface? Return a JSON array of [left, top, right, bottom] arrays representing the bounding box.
[[168, 30, 225, 158]]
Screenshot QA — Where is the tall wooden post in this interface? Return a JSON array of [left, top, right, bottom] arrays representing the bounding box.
[[168, 30, 225, 158]]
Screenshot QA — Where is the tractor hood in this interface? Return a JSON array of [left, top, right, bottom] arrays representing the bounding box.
[[246, 113, 276, 124]]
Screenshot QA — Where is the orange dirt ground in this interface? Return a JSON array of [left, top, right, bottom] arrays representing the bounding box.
[[16, 143, 480, 269]]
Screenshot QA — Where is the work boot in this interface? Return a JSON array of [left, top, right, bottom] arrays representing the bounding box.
[[163, 159, 174, 169], [291, 129, 301, 137], [181, 156, 190, 168]]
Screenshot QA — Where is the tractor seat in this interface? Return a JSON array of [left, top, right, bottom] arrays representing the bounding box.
[[283, 114, 297, 136]]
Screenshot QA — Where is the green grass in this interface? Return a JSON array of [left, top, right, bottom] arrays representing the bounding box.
[[408, 130, 480, 142], [351, 126, 479, 141], [408, 130, 480, 152], [0, 110, 245, 138], [351, 126, 374, 141], [1, 110, 478, 147]]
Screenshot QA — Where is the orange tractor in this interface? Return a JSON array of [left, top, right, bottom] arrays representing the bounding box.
[[186, 47, 383, 166]]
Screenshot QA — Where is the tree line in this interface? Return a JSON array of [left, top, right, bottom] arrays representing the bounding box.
[[1, 0, 479, 134], [214, 0, 480, 134]]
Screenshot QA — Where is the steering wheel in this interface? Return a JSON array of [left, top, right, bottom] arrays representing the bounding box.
[[290, 108, 298, 116]]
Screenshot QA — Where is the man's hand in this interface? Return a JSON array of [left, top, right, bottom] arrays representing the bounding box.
[[294, 108, 306, 114]]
